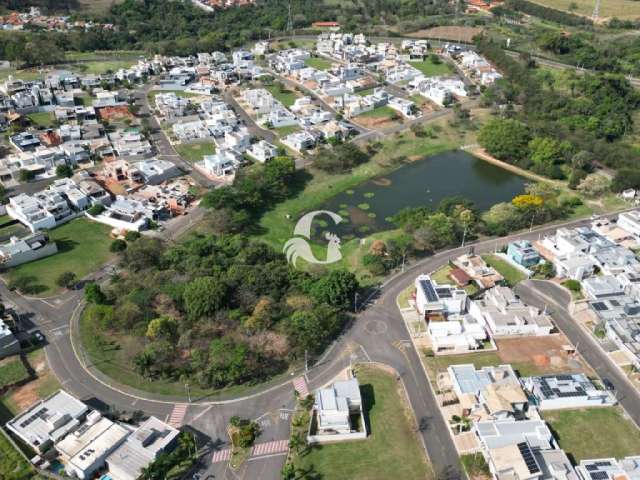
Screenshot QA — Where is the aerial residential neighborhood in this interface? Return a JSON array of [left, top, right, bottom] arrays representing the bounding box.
[[2, 1, 640, 480]]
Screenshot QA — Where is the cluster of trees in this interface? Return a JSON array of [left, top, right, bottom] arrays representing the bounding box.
[[83, 234, 359, 390], [312, 142, 369, 173], [534, 30, 621, 72], [476, 36, 640, 190], [201, 156, 300, 233], [495, 0, 592, 26]]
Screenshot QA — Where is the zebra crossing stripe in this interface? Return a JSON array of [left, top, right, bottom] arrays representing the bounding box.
[[292, 376, 309, 398], [251, 439, 289, 457], [168, 404, 188, 427], [211, 448, 231, 463]]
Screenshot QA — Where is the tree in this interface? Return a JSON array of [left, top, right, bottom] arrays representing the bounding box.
[[413, 213, 457, 251], [183, 276, 228, 319], [311, 270, 359, 310], [55, 164, 73, 178], [478, 118, 530, 164], [146, 315, 178, 340], [313, 143, 368, 173], [527, 137, 571, 178], [85, 282, 106, 304], [110, 239, 127, 253], [577, 173, 610, 197], [124, 231, 141, 241], [482, 202, 521, 235], [56, 271, 77, 289], [18, 169, 35, 182], [512, 194, 544, 210]]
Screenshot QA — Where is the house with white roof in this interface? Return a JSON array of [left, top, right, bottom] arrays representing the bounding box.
[[133, 159, 181, 185], [196, 149, 242, 179], [428, 314, 487, 352], [576, 457, 640, 480], [281, 130, 317, 153], [309, 376, 366, 444], [521, 374, 615, 410], [414, 274, 468, 321], [247, 140, 278, 163], [469, 286, 553, 337], [0, 232, 58, 268], [87, 195, 153, 232]]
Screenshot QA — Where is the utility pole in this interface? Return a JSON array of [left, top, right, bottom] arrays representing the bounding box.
[[304, 350, 308, 373], [185, 383, 191, 403], [287, 0, 293, 34], [354, 292, 359, 313], [592, 0, 600, 21]]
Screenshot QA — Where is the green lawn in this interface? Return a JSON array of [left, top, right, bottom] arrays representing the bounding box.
[[356, 88, 376, 97], [4, 219, 113, 296], [304, 57, 332, 71], [294, 365, 432, 480], [411, 58, 453, 77], [481, 254, 526, 286], [26, 112, 53, 128], [543, 408, 640, 462], [397, 284, 415, 309], [265, 84, 298, 107], [175, 142, 216, 163], [357, 106, 398, 120], [0, 429, 35, 480], [0, 357, 29, 389], [274, 124, 301, 137]]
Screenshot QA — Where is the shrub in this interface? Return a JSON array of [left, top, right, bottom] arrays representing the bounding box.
[[124, 231, 141, 241], [110, 239, 127, 252], [56, 271, 77, 289], [88, 204, 105, 216], [563, 279, 581, 292]]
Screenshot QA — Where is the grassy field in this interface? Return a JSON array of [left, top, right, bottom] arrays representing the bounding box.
[[4, 219, 113, 296], [265, 84, 299, 107], [63, 51, 141, 75], [0, 357, 29, 389], [0, 429, 35, 480], [294, 365, 432, 480], [544, 408, 640, 462], [431, 264, 479, 294], [411, 58, 453, 77], [304, 57, 333, 71], [357, 106, 398, 120], [398, 284, 415, 309], [356, 88, 376, 97], [273, 125, 301, 137], [26, 112, 54, 128], [481, 254, 527, 286], [175, 142, 216, 163], [528, 0, 640, 18]]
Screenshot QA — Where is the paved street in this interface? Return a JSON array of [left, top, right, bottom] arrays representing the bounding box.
[[516, 280, 640, 426]]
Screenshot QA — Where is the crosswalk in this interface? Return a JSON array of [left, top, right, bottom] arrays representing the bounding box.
[[251, 439, 289, 457], [168, 404, 188, 428], [292, 376, 309, 398], [211, 448, 232, 464]]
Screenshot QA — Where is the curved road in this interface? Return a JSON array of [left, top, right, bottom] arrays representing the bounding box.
[[5, 205, 634, 478]]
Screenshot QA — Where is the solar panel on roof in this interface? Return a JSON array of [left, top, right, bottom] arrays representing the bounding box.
[[591, 472, 609, 480], [586, 465, 599, 472], [420, 280, 438, 302], [435, 287, 452, 298], [517, 442, 541, 474], [593, 302, 608, 312], [595, 462, 612, 467]]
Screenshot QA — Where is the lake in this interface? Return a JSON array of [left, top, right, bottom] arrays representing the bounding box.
[[317, 150, 528, 239]]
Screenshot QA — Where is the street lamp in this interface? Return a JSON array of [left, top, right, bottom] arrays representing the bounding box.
[[185, 383, 191, 403]]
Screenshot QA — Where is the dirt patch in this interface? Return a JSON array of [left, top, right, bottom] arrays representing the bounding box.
[[496, 335, 592, 374], [354, 116, 399, 130], [408, 26, 484, 43], [9, 382, 41, 411]]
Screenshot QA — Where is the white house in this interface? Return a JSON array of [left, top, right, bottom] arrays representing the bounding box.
[[468, 286, 554, 337], [197, 149, 241, 178], [521, 374, 615, 410], [281, 130, 316, 153], [414, 274, 468, 320], [427, 315, 487, 352], [247, 140, 278, 163]]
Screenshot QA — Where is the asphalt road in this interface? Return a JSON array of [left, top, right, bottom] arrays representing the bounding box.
[[515, 280, 640, 427], [4, 206, 632, 479]]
